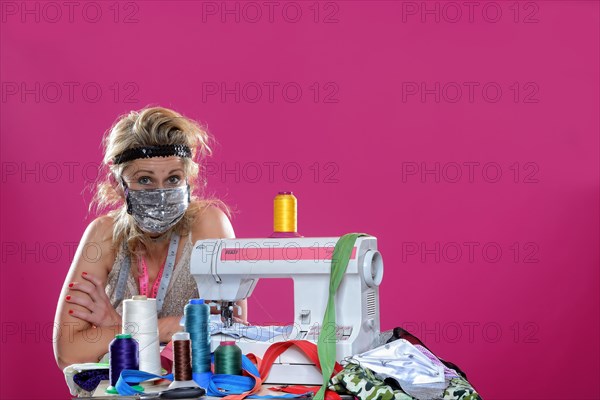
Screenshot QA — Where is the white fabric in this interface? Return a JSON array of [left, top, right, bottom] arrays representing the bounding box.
[[350, 339, 446, 399]]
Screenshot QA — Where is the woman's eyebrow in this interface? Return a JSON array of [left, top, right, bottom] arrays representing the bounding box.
[[168, 169, 184, 174], [132, 169, 155, 176]]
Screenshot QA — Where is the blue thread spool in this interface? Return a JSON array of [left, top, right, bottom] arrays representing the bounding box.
[[106, 333, 143, 394], [184, 298, 211, 373]]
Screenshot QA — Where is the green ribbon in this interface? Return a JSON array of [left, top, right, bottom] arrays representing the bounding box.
[[314, 233, 370, 400]]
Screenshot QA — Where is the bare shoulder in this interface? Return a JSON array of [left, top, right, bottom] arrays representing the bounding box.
[[84, 215, 115, 247], [78, 215, 116, 274], [87, 215, 115, 237], [191, 203, 235, 240]]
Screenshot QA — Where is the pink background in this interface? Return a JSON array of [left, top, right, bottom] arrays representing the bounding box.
[[1, 1, 599, 399]]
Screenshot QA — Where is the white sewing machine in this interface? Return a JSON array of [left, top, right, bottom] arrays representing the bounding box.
[[189, 236, 384, 384]]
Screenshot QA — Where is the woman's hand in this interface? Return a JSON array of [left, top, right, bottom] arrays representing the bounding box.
[[158, 316, 184, 343], [232, 316, 249, 326], [65, 272, 122, 328]]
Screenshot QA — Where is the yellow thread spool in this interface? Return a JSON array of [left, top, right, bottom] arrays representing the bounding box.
[[273, 192, 299, 236]]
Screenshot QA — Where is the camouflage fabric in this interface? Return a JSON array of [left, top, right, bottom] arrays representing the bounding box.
[[443, 377, 482, 400], [329, 362, 413, 400], [329, 362, 482, 400]]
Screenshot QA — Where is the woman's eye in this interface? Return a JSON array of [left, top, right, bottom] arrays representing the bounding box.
[[138, 176, 151, 185], [168, 175, 181, 185]]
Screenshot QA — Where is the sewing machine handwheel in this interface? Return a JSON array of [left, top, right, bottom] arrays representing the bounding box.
[[362, 249, 384, 287]]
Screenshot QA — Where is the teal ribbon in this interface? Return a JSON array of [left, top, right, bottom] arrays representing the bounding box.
[[314, 233, 370, 400]]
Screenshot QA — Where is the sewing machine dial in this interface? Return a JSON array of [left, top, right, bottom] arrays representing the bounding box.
[[362, 249, 384, 288]]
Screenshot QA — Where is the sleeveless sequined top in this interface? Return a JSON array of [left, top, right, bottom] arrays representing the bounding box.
[[105, 232, 199, 318]]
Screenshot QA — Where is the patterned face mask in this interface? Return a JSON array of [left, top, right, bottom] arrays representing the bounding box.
[[125, 185, 190, 234]]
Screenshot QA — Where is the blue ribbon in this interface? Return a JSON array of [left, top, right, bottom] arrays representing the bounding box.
[[116, 354, 306, 398]]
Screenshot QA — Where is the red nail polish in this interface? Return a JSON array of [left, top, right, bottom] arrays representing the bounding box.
[[68, 310, 73, 314], [66, 295, 71, 300], [68, 283, 74, 288], [82, 272, 87, 276]]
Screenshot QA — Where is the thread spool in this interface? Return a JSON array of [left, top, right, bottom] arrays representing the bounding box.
[[168, 332, 200, 390], [122, 295, 162, 376], [214, 341, 242, 375], [184, 298, 211, 373], [106, 333, 143, 394], [271, 191, 302, 238]]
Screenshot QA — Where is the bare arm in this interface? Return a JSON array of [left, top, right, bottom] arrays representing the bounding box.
[[53, 216, 121, 369]]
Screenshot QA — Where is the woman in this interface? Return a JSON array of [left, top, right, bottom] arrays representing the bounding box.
[[53, 106, 246, 370]]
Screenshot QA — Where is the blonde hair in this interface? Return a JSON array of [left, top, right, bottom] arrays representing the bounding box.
[[91, 106, 231, 256]]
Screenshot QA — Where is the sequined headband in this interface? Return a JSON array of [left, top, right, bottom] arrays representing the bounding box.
[[113, 145, 192, 165]]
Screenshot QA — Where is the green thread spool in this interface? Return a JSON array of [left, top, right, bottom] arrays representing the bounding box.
[[214, 341, 242, 375]]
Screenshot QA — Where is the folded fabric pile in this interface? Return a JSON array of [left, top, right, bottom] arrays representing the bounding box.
[[329, 327, 482, 400]]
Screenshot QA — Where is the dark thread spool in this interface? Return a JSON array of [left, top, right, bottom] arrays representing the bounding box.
[[107, 334, 139, 393], [214, 341, 242, 375], [172, 332, 193, 381]]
